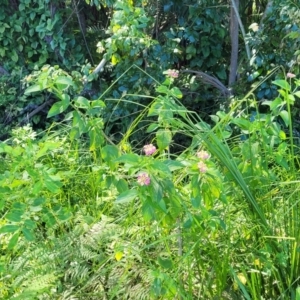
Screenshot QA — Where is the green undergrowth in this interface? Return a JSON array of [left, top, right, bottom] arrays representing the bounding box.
[[1, 67, 300, 299]]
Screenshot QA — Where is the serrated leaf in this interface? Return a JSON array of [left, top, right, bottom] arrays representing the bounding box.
[[115, 189, 138, 204]]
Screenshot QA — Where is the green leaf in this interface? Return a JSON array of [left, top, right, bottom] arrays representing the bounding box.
[[0, 199, 5, 210], [0, 224, 19, 234], [75, 96, 90, 109], [22, 227, 35, 241], [47, 100, 69, 118], [7, 232, 20, 250], [296, 286, 300, 300], [115, 179, 128, 193], [57, 93, 70, 103], [55, 76, 74, 87], [91, 99, 106, 108], [72, 110, 87, 133], [57, 210, 72, 221], [142, 200, 156, 221], [146, 123, 159, 133], [231, 118, 251, 130], [44, 175, 62, 193], [11, 50, 18, 62], [156, 85, 169, 95], [294, 91, 300, 98], [6, 211, 23, 222], [102, 145, 120, 164], [69, 127, 80, 141], [156, 129, 172, 151], [32, 181, 43, 195], [272, 79, 291, 91], [89, 128, 105, 150], [158, 257, 173, 269], [170, 87, 182, 99], [191, 196, 201, 208], [115, 153, 140, 164], [279, 110, 290, 127], [24, 84, 42, 95], [163, 160, 184, 171], [116, 189, 138, 203]]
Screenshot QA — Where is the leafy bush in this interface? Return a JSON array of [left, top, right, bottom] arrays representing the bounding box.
[[2, 67, 300, 299]]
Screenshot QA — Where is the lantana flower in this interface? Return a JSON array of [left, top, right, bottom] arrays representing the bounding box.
[[143, 144, 156, 156], [165, 69, 179, 78], [196, 150, 210, 160], [198, 161, 208, 173], [137, 172, 151, 186], [287, 72, 296, 78]]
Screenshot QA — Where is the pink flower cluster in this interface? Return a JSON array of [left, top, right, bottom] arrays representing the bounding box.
[[136, 144, 157, 186], [137, 172, 151, 186], [287, 72, 296, 79], [166, 69, 179, 79], [143, 144, 156, 156], [196, 150, 210, 173]]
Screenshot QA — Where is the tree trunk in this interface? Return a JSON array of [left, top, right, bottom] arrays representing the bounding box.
[[229, 0, 239, 86]]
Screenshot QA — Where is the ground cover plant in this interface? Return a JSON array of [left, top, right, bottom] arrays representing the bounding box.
[[1, 65, 300, 299]]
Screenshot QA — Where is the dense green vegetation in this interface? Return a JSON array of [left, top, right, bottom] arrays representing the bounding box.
[[1, 0, 300, 299]]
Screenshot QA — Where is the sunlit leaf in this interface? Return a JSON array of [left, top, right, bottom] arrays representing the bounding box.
[[115, 189, 138, 204], [115, 251, 123, 261], [272, 79, 291, 91], [156, 129, 172, 151]]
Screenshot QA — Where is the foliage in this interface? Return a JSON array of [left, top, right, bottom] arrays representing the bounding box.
[[1, 66, 300, 299], [246, 0, 300, 101], [2, 0, 300, 298]]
